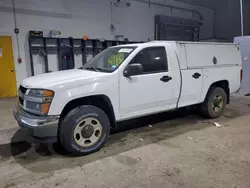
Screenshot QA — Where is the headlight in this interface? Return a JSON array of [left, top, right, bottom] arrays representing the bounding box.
[[24, 89, 54, 115]]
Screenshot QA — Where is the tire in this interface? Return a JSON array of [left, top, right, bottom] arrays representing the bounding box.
[[199, 87, 227, 118], [59, 105, 110, 156]]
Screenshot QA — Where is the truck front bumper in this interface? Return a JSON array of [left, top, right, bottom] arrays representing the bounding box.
[[13, 105, 59, 143]]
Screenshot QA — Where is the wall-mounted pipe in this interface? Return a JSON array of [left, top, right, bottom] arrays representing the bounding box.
[[131, 0, 203, 21], [12, 0, 21, 60], [240, 0, 244, 36], [172, 0, 215, 9]]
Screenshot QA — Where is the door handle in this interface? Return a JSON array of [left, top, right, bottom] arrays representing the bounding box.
[[160, 76, 172, 82], [192, 73, 201, 79], [11, 69, 15, 72]]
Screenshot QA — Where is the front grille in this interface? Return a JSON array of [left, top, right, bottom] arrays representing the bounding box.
[[18, 85, 27, 106], [19, 85, 27, 94], [19, 97, 24, 106]]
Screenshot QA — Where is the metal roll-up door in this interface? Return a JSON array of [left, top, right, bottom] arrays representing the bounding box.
[[155, 15, 202, 41]]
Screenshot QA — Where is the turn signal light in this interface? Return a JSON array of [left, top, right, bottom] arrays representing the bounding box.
[[43, 90, 54, 97], [41, 103, 50, 114]]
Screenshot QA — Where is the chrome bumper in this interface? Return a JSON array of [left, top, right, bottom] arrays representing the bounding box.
[[13, 104, 59, 143]]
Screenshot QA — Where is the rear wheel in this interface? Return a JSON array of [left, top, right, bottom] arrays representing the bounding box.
[[59, 105, 110, 156], [199, 87, 227, 118]]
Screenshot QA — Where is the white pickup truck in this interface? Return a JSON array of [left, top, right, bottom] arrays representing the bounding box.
[[14, 41, 242, 155]]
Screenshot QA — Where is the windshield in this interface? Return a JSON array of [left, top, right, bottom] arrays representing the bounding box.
[[82, 46, 137, 73]]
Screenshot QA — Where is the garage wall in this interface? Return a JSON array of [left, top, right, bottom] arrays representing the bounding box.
[[244, 0, 250, 35], [0, 0, 215, 86], [215, 0, 241, 41]]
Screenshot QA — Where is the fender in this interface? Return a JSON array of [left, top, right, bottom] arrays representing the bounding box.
[[48, 79, 120, 120]]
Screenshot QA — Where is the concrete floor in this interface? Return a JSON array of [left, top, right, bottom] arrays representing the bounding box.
[[0, 96, 250, 188]]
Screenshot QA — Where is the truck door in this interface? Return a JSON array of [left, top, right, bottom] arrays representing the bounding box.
[[119, 46, 178, 120]]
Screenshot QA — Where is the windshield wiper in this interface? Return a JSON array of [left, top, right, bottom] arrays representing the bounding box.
[[84, 66, 100, 72]]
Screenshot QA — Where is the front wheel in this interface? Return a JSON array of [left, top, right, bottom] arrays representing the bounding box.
[[59, 105, 110, 156], [199, 87, 227, 118]]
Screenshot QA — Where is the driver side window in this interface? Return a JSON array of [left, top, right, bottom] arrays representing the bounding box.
[[130, 47, 168, 74]]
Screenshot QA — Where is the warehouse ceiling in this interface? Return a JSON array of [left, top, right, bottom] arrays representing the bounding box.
[[173, 0, 227, 9]]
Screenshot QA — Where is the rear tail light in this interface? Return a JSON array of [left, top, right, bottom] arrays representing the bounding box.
[[240, 69, 243, 82]]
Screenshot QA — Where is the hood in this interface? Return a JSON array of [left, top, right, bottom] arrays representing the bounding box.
[[22, 69, 107, 88]]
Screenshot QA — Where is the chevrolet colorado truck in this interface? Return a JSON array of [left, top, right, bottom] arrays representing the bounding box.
[[14, 41, 242, 155]]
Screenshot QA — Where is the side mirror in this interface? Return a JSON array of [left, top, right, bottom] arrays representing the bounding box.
[[123, 63, 143, 77]]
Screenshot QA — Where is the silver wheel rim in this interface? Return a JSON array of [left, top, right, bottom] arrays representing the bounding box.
[[73, 117, 102, 147], [212, 95, 224, 113]]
